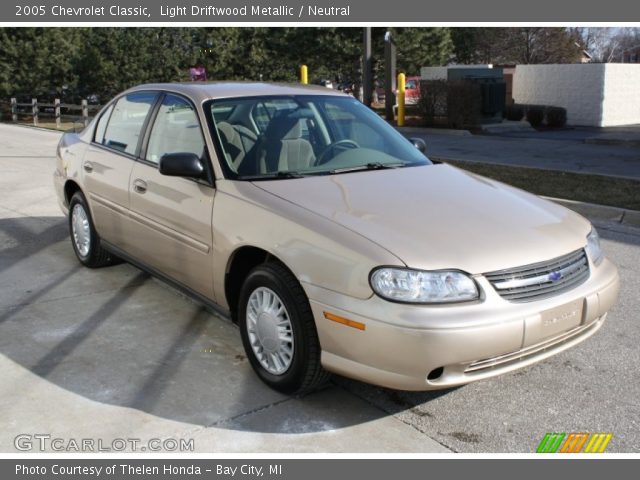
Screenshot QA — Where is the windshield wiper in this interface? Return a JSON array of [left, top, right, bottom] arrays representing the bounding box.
[[329, 162, 405, 174], [238, 171, 306, 181]]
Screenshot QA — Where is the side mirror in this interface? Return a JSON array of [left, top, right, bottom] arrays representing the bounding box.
[[409, 137, 427, 154], [159, 152, 205, 179]]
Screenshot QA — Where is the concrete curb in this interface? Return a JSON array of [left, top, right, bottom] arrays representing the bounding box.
[[395, 126, 472, 137], [543, 196, 640, 227], [584, 137, 640, 148], [480, 121, 536, 134]]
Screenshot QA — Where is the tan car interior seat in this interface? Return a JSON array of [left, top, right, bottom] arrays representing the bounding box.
[[216, 121, 258, 172], [257, 113, 316, 174]]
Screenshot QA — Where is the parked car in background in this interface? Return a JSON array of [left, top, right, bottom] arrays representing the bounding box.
[[404, 76, 421, 104], [313, 78, 334, 89], [337, 81, 355, 95], [54, 82, 619, 395]]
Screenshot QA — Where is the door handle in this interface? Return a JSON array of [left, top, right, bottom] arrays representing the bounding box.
[[83, 161, 93, 173], [133, 179, 147, 194]]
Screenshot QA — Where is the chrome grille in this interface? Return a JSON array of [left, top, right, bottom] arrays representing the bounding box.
[[485, 249, 589, 302]]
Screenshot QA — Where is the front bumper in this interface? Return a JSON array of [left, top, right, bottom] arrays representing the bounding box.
[[304, 258, 619, 391]]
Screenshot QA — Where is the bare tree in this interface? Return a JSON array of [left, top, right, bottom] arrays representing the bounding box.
[[574, 27, 640, 62], [452, 27, 582, 65], [504, 28, 582, 64], [613, 27, 640, 62]]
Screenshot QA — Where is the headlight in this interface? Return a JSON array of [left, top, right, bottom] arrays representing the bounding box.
[[585, 227, 603, 266], [370, 267, 479, 304]]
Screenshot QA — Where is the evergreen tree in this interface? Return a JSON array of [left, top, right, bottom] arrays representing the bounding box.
[[392, 27, 453, 74]]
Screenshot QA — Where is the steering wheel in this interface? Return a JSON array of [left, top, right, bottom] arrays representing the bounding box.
[[315, 139, 360, 165]]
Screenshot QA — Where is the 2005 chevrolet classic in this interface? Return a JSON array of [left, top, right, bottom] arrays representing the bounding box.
[[54, 82, 620, 394]]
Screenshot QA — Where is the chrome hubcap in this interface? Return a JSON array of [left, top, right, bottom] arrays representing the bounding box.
[[246, 287, 294, 375], [71, 204, 91, 257]]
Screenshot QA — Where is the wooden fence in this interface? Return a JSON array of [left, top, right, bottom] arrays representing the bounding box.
[[9, 98, 102, 129]]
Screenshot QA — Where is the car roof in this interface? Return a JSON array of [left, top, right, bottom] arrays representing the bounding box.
[[125, 82, 346, 103]]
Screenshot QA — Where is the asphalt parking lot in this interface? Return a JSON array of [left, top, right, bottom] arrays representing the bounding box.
[[407, 128, 640, 179], [0, 124, 638, 453]]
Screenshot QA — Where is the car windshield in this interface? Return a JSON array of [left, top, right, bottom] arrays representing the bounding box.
[[205, 95, 431, 180]]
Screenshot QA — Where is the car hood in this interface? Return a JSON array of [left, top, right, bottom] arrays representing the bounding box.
[[253, 164, 591, 274]]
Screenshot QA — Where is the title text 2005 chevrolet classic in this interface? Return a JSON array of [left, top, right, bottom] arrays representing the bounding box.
[[54, 83, 620, 394]]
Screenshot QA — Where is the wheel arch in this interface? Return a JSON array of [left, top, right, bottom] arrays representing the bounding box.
[[224, 245, 299, 323], [63, 179, 83, 207]]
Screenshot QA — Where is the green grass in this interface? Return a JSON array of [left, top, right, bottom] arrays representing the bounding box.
[[442, 159, 640, 211]]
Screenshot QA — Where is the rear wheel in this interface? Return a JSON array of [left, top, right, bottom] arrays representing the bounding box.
[[238, 262, 329, 394], [68, 192, 118, 268]]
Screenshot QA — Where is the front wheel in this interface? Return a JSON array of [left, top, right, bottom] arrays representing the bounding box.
[[238, 262, 329, 394]]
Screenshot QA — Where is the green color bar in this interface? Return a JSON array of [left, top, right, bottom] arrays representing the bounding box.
[[548, 433, 566, 453], [536, 433, 553, 453], [537, 433, 566, 453]]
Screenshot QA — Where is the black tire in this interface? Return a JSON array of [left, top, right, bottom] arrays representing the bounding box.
[[238, 262, 330, 395], [68, 191, 118, 268]]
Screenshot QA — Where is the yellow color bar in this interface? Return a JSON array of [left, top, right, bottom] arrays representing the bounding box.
[[397, 72, 406, 127], [584, 434, 598, 453], [324, 311, 366, 331], [597, 433, 613, 453], [590, 434, 605, 453], [300, 65, 308, 85], [584, 433, 613, 453]]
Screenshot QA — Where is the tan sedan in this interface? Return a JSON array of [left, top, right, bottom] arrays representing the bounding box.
[[54, 83, 620, 394]]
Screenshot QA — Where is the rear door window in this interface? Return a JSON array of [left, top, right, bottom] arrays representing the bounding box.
[[101, 92, 157, 156]]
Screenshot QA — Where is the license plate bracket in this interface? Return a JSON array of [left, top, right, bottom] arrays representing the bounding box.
[[523, 299, 584, 347]]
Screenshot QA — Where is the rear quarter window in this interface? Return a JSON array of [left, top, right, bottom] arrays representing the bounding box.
[[94, 104, 114, 144]]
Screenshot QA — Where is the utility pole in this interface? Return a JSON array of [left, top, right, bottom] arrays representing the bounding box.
[[362, 27, 373, 106], [384, 31, 397, 121]]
